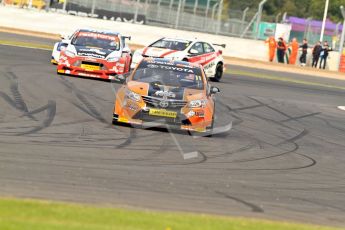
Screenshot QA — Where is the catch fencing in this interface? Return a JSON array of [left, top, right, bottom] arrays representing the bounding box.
[[3, 0, 263, 39]]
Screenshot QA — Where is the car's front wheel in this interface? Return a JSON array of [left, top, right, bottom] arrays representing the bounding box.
[[210, 63, 223, 82]]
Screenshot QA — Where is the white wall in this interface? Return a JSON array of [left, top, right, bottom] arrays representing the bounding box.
[[0, 5, 267, 60], [0, 5, 340, 71]]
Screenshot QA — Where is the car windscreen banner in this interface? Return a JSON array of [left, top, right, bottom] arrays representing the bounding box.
[[78, 32, 119, 41]]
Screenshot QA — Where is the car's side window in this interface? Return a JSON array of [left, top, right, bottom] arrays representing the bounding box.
[[189, 42, 204, 55], [203, 42, 215, 53]]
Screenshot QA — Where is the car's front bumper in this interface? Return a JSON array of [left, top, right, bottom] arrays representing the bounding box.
[[113, 109, 210, 133], [57, 55, 126, 80], [57, 64, 119, 80]]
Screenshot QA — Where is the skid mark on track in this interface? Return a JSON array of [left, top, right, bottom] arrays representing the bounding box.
[[215, 191, 264, 213], [0, 72, 36, 121], [16, 100, 56, 136], [0, 71, 56, 135], [58, 76, 107, 123], [201, 96, 318, 171]]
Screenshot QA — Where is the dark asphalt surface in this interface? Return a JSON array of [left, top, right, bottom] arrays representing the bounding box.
[[1, 33, 345, 227]]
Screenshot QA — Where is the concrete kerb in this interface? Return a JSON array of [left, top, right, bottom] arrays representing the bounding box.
[[1, 26, 344, 81]]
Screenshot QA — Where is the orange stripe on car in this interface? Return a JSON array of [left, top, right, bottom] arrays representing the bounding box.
[[201, 56, 217, 66], [159, 50, 178, 58], [142, 47, 149, 55]]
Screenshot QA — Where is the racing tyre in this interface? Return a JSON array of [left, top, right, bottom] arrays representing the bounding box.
[[211, 63, 223, 82]]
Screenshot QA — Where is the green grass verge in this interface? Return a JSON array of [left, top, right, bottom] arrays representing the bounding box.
[[0, 198, 342, 230], [226, 69, 345, 91]]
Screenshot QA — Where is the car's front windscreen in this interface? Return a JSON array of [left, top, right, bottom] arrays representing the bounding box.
[[132, 62, 204, 90], [72, 32, 120, 50], [149, 39, 192, 51]]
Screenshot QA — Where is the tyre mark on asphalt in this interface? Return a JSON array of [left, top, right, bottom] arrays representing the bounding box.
[[0, 71, 57, 135], [202, 96, 318, 170], [281, 112, 322, 123], [132, 137, 170, 161], [58, 76, 107, 123], [215, 191, 264, 213], [290, 197, 345, 212], [117, 127, 136, 149], [16, 100, 56, 136], [317, 117, 345, 133], [57, 75, 139, 148], [277, 129, 308, 145], [0, 72, 36, 120]]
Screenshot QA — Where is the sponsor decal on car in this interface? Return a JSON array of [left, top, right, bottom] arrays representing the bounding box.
[[154, 91, 176, 98], [147, 64, 195, 73], [78, 32, 119, 41]]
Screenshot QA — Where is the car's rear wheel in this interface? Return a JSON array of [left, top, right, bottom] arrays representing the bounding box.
[[210, 63, 223, 82]]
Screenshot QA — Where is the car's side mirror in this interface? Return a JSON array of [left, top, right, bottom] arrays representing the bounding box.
[[189, 49, 199, 55], [122, 46, 131, 53], [210, 86, 220, 95], [60, 33, 70, 40]]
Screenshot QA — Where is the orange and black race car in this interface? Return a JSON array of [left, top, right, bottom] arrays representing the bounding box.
[[112, 58, 220, 134]]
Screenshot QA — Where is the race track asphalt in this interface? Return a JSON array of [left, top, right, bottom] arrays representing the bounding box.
[[1, 33, 345, 227]]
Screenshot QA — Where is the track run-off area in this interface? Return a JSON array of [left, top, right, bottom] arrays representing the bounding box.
[[0, 32, 345, 228]]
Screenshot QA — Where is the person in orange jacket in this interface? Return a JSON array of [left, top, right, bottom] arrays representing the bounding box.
[[265, 36, 277, 62], [289, 38, 299, 65]]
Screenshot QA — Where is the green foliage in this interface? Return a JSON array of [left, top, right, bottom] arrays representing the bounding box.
[[229, 0, 344, 22]]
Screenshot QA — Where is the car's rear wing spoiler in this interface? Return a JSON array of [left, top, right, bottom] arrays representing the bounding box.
[[123, 36, 131, 40], [213, 43, 226, 48]]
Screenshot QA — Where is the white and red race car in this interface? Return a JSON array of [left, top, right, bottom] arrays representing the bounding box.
[[53, 29, 132, 80], [131, 37, 225, 81]]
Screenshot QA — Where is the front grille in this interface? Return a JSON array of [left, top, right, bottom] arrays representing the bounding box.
[[81, 61, 104, 67], [142, 96, 187, 108], [133, 110, 189, 125]]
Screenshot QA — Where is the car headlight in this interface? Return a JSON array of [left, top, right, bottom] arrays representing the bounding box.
[[107, 57, 120, 62], [64, 50, 76, 58], [189, 99, 206, 108], [126, 89, 141, 102]]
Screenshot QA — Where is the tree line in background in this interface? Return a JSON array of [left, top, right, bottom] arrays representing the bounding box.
[[229, 0, 344, 22]]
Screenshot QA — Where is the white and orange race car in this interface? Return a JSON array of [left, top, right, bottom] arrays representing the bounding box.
[[113, 58, 221, 134], [131, 38, 226, 82], [54, 29, 132, 80]]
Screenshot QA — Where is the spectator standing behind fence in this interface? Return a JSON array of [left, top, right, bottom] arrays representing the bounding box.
[[289, 38, 299, 65], [311, 41, 322, 68], [265, 36, 277, 62], [299, 39, 308, 66], [319, 41, 332, 69], [277, 37, 287, 63]]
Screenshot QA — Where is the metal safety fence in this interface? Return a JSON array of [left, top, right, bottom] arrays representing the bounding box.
[[2, 0, 265, 39]]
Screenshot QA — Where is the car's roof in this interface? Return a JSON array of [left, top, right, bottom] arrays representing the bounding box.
[[161, 37, 197, 42], [142, 58, 201, 68], [78, 29, 120, 36]]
